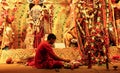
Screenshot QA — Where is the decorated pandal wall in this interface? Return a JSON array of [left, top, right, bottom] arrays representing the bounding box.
[[0, 0, 120, 65]]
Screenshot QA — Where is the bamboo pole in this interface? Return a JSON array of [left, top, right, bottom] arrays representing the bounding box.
[[100, 0, 109, 70], [75, 18, 84, 56]]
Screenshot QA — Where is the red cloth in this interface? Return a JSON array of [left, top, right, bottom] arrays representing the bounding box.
[[28, 41, 63, 69], [34, 27, 44, 48], [6, 16, 14, 24], [114, 7, 120, 20]]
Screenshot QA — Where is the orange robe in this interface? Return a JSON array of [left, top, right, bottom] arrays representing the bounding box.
[[28, 41, 63, 69]]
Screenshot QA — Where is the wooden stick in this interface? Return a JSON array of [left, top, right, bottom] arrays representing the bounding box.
[[100, 0, 109, 70]]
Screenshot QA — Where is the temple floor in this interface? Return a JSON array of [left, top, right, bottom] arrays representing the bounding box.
[[0, 48, 80, 63], [0, 63, 120, 73], [0, 46, 120, 73], [0, 46, 120, 63]]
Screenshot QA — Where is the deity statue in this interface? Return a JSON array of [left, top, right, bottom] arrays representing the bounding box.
[[27, 0, 53, 48], [29, 0, 44, 48], [1, 15, 15, 50]]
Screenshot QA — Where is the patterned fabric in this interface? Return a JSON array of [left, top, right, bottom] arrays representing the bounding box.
[[1, 46, 120, 63], [0, 49, 35, 63], [109, 46, 120, 59], [0, 48, 80, 64]]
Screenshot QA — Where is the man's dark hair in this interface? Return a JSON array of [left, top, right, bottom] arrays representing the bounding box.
[[47, 33, 56, 40], [115, 0, 119, 3]]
